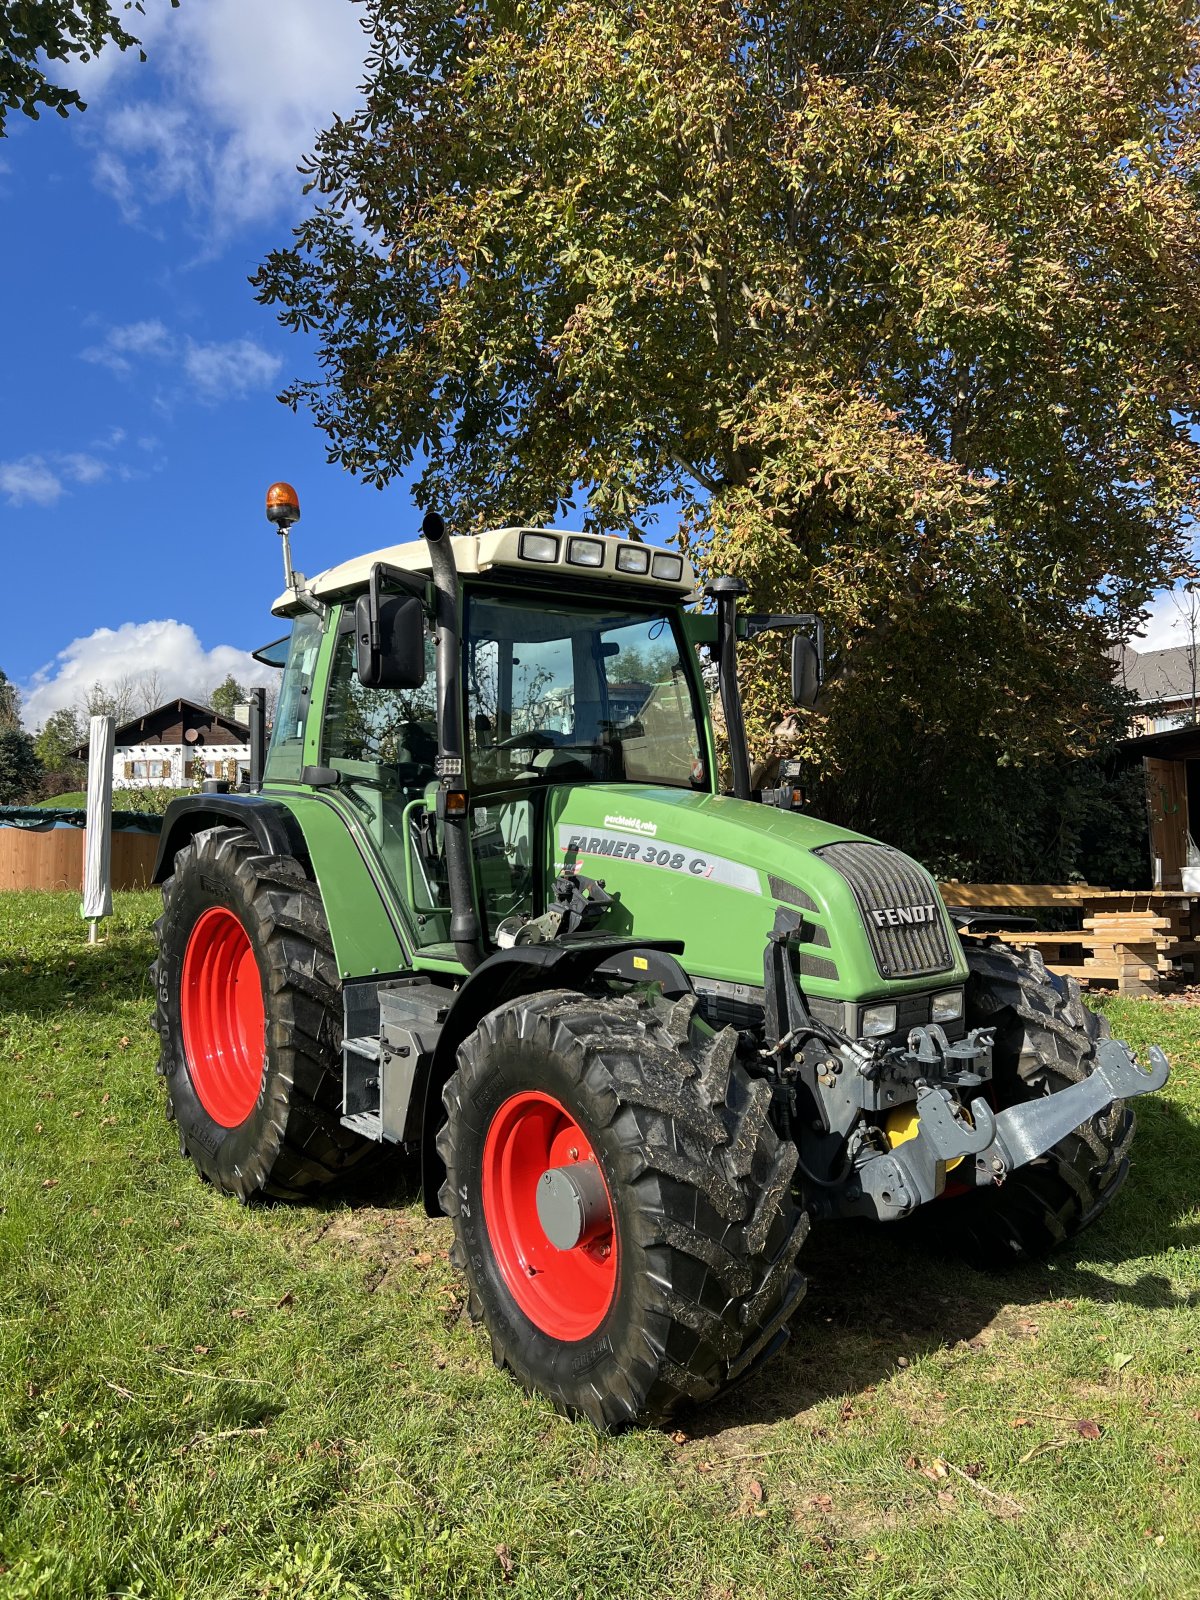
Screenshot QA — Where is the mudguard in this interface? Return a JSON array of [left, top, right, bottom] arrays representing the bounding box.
[[420, 936, 688, 1213], [153, 794, 310, 883]]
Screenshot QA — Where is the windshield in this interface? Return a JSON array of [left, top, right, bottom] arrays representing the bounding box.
[[465, 593, 707, 793]]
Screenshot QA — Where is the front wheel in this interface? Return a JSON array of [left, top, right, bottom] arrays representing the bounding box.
[[437, 990, 809, 1430], [928, 941, 1135, 1265]]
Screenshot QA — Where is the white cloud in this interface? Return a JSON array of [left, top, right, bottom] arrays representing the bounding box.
[[22, 620, 280, 729], [0, 457, 66, 507], [0, 451, 112, 506], [59, 453, 109, 486], [184, 337, 282, 400], [1132, 586, 1200, 654], [79, 319, 280, 402], [88, 0, 369, 234], [81, 318, 173, 372]]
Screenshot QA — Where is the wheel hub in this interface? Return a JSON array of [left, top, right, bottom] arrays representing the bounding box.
[[481, 1090, 617, 1341], [535, 1161, 611, 1251]]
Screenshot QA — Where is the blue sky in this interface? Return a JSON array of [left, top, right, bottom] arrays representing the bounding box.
[[1, 0, 425, 728], [2, 1, 1192, 731]]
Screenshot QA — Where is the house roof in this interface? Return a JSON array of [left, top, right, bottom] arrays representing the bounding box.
[[1118, 643, 1197, 706], [71, 698, 250, 758]]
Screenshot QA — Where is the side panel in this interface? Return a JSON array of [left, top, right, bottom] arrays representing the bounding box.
[[260, 789, 409, 979]]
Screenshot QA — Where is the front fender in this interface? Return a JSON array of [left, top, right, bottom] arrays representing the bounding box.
[[419, 937, 687, 1214]]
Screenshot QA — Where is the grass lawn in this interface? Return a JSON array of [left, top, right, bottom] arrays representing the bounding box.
[[0, 891, 1197, 1599]]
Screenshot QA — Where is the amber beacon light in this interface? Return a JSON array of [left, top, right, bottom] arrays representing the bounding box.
[[266, 481, 301, 528], [266, 481, 302, 592]]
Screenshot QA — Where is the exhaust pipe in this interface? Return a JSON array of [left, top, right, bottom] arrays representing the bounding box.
[[420, 512, 485, 971], [707, 576, 752, 801]]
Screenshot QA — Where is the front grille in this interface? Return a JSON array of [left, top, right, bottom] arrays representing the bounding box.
[[815, 841, 954, 980]]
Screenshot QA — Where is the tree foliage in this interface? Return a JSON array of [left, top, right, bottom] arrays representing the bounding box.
[[0, 1, 174, 134], [33, 703, 85, 786], [254, 0, 1200, 868], [0, 729, 42, 805], [0, 670, 21, 733], [208, 675, 247, 720]]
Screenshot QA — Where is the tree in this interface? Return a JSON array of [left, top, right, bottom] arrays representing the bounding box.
[[208, 675, 247, 719], [0, 729, 42, 805], [35, 705, 85, 773], [0, 670, 20, 733], [137, 670, 164, 714], [0, 1, 176, 135], [80, 677, 136, 726], [254, 1, 1200, 867]]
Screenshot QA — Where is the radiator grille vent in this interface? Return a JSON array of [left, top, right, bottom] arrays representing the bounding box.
[[815, 841, 954, 980]]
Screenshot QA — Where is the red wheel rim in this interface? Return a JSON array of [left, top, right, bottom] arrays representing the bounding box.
[[180, 906, 266, 1128], [481, 1090, 618, 1341]]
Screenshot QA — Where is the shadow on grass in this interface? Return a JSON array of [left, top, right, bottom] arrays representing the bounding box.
[[691, 1095, 1200, 1436], [0, 929, 155, 1020]]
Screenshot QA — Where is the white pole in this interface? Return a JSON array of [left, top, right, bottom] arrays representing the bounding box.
[[82, 714, 115, 940]]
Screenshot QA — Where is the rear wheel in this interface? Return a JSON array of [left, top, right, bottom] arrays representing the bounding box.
[[437, 989, 809, 1430], [152, 825, 376, 1200], [930, 941, 1134, 1264]]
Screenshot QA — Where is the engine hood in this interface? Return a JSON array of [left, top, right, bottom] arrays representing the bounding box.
[[545, 784, 968, 1001]]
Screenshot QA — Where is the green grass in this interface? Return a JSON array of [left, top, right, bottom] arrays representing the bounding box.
[[32, 792, 87, 808], [0, 892, 1197, 1599]]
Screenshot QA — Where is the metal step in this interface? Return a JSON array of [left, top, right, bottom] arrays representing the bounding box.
[[343, 1034, 381, 1063], [340, 1109, 383, 1140]]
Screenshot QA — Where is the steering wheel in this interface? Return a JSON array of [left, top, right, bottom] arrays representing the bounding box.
[[488, 729, 564, 752]]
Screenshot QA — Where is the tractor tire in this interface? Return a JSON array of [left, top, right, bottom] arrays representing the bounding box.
[[437, 988, 809, 1430], [930, 940, 1134, 1265], [151, 825, 375, 1201]]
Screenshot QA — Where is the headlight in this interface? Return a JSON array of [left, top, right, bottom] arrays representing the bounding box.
[[615, 543, 651, 574], [519, 531, 559, 563], [931, 989, 964, 1024], [567, 536, 604, 567], [652, 552, 684, 582], [860, 1003, 898, 1038]]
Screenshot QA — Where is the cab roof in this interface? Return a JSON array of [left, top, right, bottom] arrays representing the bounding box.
[[272, 526, 696, 617]]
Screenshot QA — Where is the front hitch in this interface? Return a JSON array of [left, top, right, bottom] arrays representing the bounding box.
[[823, 1037, 1169, 1223]]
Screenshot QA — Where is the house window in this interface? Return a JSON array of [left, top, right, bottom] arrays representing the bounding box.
[[123, 759, 172, 779]]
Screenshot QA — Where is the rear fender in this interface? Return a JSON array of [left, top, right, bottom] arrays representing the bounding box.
[[152, 794, 309, 882]]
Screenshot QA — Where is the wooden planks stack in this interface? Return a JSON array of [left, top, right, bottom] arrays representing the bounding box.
[[937, 884, 1199, 994]]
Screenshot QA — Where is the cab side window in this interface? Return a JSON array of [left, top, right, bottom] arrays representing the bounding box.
[[323, 611, 438, 786]]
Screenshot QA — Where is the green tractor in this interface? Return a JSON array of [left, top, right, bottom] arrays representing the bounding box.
[[151, 485, 1168, 1429]]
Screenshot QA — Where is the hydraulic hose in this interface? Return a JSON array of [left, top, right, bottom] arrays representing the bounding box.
[[420, 512, 485, 971]]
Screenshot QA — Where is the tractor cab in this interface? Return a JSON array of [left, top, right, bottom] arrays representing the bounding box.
[[264, 519, 718, 963]]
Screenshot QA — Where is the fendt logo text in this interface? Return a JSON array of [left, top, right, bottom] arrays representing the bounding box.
[[871, 903, 939, 929]]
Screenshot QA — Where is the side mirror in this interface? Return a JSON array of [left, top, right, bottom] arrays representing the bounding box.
[[791, 634, 820, 708], [355, 591, 425, 689]]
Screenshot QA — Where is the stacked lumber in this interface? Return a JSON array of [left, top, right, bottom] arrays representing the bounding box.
[[937, 883, 1200, 994]]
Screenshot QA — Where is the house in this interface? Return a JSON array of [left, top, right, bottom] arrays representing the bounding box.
[[72, 699, 251, 790], [1116, 643, 1199, 735], [1110, 644, 1199, 887]]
